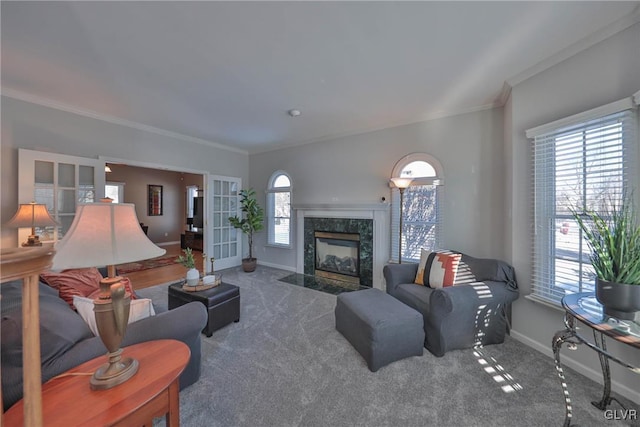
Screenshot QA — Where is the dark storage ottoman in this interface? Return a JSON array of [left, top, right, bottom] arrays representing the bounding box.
[[168, 282, 240, 337], [335, 288, 424, 372]]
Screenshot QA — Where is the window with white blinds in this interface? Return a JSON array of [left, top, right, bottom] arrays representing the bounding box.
[[267, 171, 291, 247], [390, 185, 440, 262], [528, 100, 637, 305], [390, 154, 443, 263]]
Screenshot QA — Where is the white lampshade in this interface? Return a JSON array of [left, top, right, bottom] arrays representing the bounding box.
[[390, 177, 414, 189], [53, 202, 165, 270]]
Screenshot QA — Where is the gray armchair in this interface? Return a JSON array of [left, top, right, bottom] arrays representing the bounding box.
[[383, 252, 519, 357]]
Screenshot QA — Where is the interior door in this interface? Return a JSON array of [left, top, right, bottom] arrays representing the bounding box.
[[18, 149, 105, 243], [207, 175, 242, 271]]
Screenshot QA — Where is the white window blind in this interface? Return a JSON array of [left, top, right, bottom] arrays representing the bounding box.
[[390, 185, 440, 263], [530, 106, 637, 305], [267, 172, 291, 247]]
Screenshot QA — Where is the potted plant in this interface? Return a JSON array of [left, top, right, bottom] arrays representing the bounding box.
[[571, 195, 640, 320], [228, 188, 264, 272], [177, 247, 199, 286]]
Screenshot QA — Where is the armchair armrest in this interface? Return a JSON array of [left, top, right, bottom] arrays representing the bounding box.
[[383, 263, 419, 297], [430, 281, 519, 318]]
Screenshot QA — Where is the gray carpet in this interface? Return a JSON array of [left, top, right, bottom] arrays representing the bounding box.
[[138, 266, 639, 427]]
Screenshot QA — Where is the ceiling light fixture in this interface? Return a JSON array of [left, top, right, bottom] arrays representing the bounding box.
[[105, 164, 112, 173], [288, 109, 301, 117]]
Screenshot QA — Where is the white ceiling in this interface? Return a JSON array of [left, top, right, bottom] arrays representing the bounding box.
[[2, 1, 639, 153]]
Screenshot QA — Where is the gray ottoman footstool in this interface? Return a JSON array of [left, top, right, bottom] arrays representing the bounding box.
[[335, 288, 425, 372]]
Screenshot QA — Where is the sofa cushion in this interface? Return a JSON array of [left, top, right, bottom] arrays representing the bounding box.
[[425, 252, 461, 288], [73, 295, 155, 336]]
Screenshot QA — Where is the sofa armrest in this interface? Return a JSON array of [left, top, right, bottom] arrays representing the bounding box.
[[122, 301, 207, 346], [383, 263, 419, 297], [5, 301, 207, 411]]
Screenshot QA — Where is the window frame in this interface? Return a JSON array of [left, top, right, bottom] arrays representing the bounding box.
[[267, 171, 292, 248], [527, 97, 638, 306], [390, 153, 444, 263]]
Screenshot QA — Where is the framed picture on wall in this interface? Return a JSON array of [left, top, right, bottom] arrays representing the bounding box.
[[148, 184, 163, 216]]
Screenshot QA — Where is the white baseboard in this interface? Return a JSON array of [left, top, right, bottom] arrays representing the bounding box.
[[510, 330, 640, 405], [157, 241, 180, 247], [256, 260, 296, 272]]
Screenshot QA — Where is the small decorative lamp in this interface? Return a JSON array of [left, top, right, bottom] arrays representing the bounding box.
[[390, 177, 413, 264], [53, 199, 165, 390], [5, 202, 58, 246]]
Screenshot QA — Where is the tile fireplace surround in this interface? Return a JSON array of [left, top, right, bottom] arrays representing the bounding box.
[[294, 203, 390, 290]]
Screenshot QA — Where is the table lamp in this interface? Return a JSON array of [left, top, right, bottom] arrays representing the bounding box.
[[5, 202, 58, 246], [390, 177, 413, 264], [53, 199, 166, 390]]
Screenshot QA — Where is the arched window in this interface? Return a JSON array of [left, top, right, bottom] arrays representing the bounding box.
[[267, 171, 292, 247], [390, 153, 444, 262]]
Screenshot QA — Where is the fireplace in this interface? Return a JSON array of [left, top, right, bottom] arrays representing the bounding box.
[[302, 216, 374, 287], [315, 231, 360, 284]]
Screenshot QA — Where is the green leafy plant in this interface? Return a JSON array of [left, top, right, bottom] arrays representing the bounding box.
[[571, 195, 640, 285], [228, 188, 264, 260], [177, 247, 196, 269]]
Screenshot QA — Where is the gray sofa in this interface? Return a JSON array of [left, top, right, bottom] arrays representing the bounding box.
[[383, 252, 519, 357], [1, 278, 207, 411]]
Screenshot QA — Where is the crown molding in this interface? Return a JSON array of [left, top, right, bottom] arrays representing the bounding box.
[[249, 101, 502, 155], [1, 88, 248, 155], [497, 82, 512, 107], [506, 6, 640, 88]]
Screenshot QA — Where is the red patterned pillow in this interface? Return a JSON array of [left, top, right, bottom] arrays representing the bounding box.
[[40, 268, 104, 309], [40, 269, 137, 309], [425, 252, 462, 288]]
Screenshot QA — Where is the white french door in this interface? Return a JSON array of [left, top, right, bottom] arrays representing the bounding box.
[[18, 149, 105, 244], [206, 175, 242, 270]]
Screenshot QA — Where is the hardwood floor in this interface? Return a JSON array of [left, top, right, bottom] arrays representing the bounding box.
[[121, 243, 206, 291]]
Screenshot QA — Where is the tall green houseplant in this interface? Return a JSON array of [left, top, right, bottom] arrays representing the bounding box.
[[571, 195, 640, 319], [229, 188, 264, 272]]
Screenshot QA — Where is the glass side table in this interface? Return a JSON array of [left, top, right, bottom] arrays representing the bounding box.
[[553, 293, 640, 426]]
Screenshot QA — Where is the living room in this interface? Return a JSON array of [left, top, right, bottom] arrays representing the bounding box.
[[2, 2, 639, 426]]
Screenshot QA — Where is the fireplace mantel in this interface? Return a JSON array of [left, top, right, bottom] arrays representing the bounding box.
[[294, 203, 390, 290]]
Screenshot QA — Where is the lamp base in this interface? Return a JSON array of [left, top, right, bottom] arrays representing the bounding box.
[[90, 349, 139, 390], [21, 235, 42, 247]]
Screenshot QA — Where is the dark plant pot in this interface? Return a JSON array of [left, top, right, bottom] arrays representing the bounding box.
[[596, 278, 640, 320], [242, 258, 257, 273]]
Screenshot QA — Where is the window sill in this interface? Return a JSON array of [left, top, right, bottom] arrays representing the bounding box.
[[524, 294, 565, 314], [266, 243, 291, 250]]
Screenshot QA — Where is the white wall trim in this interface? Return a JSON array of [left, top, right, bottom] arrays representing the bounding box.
[[1, 88, 248, 155], [292, 203, 390, 212], [156, 240, 180, 247], [257, 259, 296, 272], [511, 330, 640, 405], [525, 97, 635, 138], [507, 7, 640, 88], [633, 89, 640, 106]]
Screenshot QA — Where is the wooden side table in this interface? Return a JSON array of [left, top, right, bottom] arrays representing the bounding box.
[[4, 340, 190, 426]]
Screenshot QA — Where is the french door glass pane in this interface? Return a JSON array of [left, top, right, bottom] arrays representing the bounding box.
[[58, 163, 75, 187], [35, 161, 54, 184]]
